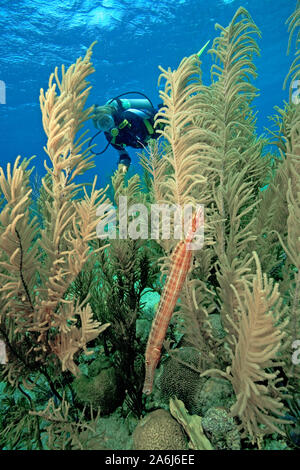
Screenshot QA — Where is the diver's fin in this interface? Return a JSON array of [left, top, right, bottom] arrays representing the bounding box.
[[196, 40, 210, 58]]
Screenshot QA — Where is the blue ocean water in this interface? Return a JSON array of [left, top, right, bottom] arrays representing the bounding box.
[[0, 0, 297, 188]]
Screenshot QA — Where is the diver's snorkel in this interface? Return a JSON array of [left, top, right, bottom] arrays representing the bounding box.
[[88, 91, 155, 156]]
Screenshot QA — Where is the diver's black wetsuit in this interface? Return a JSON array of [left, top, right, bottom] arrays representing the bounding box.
[[104, 100, 160, 167]]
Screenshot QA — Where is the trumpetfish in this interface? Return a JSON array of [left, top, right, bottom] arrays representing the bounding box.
[[143, 207, 203, 395]]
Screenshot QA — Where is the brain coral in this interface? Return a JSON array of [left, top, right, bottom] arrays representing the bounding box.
[[132, 409, 188, 450], [158, 347, 206, 414]]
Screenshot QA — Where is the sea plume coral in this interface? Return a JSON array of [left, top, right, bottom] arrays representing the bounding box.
[[223, 253, 289, 438], [0, 43, 110, 387]]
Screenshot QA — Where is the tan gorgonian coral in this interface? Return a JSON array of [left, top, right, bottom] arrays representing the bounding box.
[[142, 50, 209, 247], [0, 42, 110, 381], [155, 54, 207, 210], [284, 3, 300, 386], [277, 3, 300, 382], [198, 4, 298, 439], [279, 150, 300, 384], [224, 253, 289, 438], [0, 157, 38, 336], [141, 7, 292, 440], [139, 47, 216, 369], [259, 1, 300, 386], [200, 8, 268, 347], [139, 139, 167, 208], [40, 43, 96, 179], [200, 253, 289, 440]]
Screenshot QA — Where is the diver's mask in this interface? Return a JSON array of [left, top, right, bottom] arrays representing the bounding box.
[[95, 114, 115, 132]]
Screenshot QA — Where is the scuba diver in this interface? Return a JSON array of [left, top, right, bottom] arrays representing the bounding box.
[[91, 92, 162, 172], [90, 42, 211, 173]]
